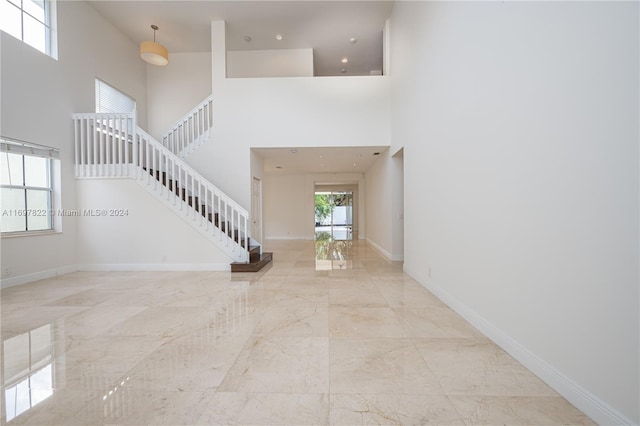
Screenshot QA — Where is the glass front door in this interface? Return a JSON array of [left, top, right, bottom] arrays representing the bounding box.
[[314, 191, 353, 241]]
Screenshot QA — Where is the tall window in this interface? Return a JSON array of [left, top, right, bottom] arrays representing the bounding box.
[[0, 138, 58, 234], [0, 0, 57, 58], [95, 79, 136, 114]]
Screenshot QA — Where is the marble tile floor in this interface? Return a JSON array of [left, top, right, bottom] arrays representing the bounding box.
[[0, 240, 595, 425]]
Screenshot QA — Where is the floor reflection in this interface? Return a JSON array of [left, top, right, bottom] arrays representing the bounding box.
[[315, 237, 353, 270], [1, 280, 257, 424], [0, 242, 595, 425], [3, 324, 56, 422]]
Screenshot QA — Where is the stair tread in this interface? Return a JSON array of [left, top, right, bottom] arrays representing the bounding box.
[[230, 252, 273, 273], [143, 166, 253, 261]]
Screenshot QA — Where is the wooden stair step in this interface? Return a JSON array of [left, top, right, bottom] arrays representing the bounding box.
[[230, 252, 273, 273], [142, 166, 270, 273], [249, 246, 260, 263], [144, 168, 250, 252]]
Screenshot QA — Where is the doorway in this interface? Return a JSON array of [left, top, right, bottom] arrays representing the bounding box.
[[314, 191, 353, 241], [251, 177, 262, 243], [314, 190, 354, 270]]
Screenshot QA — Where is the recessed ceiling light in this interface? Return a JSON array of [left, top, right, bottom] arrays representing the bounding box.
[[341, 57, 348, 64], [275, 34, 283, 41], [350, 37, 357, 44], [244, 36, 252, 42], [290, 149, 297, 154], [341, 68, 347, 73], [353, 162, 357, 166], [319, 155, 324, 158]]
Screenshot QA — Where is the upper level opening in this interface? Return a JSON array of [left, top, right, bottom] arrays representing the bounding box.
[[87, 1, 393, 78], [224, 1, 392, 78], [225, 1, 393, 78]]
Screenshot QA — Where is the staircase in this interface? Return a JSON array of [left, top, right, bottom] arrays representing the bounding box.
[[72, 103, 272, 272], [161, 95, 213, 159]]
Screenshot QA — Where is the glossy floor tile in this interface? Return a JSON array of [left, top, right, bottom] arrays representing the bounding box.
[[1, 239, 594, 425]]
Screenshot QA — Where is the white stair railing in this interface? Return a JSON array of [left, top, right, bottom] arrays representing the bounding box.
[[72, 112, 249, 263], [135, 128, 249, 261], [161, 95, 213, 158], [73, 112, 135, 178]]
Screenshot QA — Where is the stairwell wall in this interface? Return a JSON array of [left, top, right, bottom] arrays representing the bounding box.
[[76, 179, 232, 270], [146, 52, 212, 140], [1, 1, 148, 286]]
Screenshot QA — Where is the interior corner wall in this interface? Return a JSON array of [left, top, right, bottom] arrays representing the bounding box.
[[390, 1, 638, 424], [250, 150, 265, 243], [390, 148, 404, 259], [364, 151, 394, 259], [146, 51, 212, 139], [1, 1, 147, 285]]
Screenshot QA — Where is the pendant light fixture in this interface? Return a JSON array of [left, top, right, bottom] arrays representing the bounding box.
[[140, 24, 168, 66]]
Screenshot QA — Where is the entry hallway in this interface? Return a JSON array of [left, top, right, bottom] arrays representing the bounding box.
[[1, 240, 594, 425]]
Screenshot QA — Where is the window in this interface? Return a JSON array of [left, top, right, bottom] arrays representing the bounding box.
[[0, 0, 57, 58], [95, 79, 136, 114], [0, 138, 58, 234]]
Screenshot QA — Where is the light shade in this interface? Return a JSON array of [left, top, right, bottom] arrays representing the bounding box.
[[140, 41, 168, 66]]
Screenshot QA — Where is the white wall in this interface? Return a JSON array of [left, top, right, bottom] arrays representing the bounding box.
[[227, 49, 313, 78], [75, 179, 231, 269], [264, 173, 365, 240], [364, 148, 404, 261], [391, 148, 404, 259], [0, 1, 147, 285], [250, 150, 265, 243], [364, 152, 392, 258], [146, 51, 212, 139], [264, 174, 309, 239], [192, 21, 390, 213], [195, 73, 390, 210], [390, 2, 639, 424]]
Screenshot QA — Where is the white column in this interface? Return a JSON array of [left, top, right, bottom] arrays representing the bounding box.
[[211, 20, 227, 93]]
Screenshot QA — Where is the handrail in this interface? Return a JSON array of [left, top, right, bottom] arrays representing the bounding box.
[[137, 127, 248, 216], [163, 94, 214, 133], [72, 111, 249, 262], [161, 94, 213, 158], [135, 127, 249, 261], [72, 112, 135, 178]]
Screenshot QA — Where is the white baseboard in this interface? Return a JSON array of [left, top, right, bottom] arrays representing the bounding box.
[[366, 238, 404, 262], [77, 263, 231, 272], [402, 265, 636, 426], [0, 262, 232, 289], [0, 265, 78, 289]]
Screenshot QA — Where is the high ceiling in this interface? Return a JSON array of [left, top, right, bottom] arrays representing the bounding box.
[[88, 1, 394, 175], [88, 1, 394, 76]]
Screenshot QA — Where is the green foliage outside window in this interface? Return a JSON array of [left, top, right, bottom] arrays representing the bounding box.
[[315, 193, 332, 225]]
